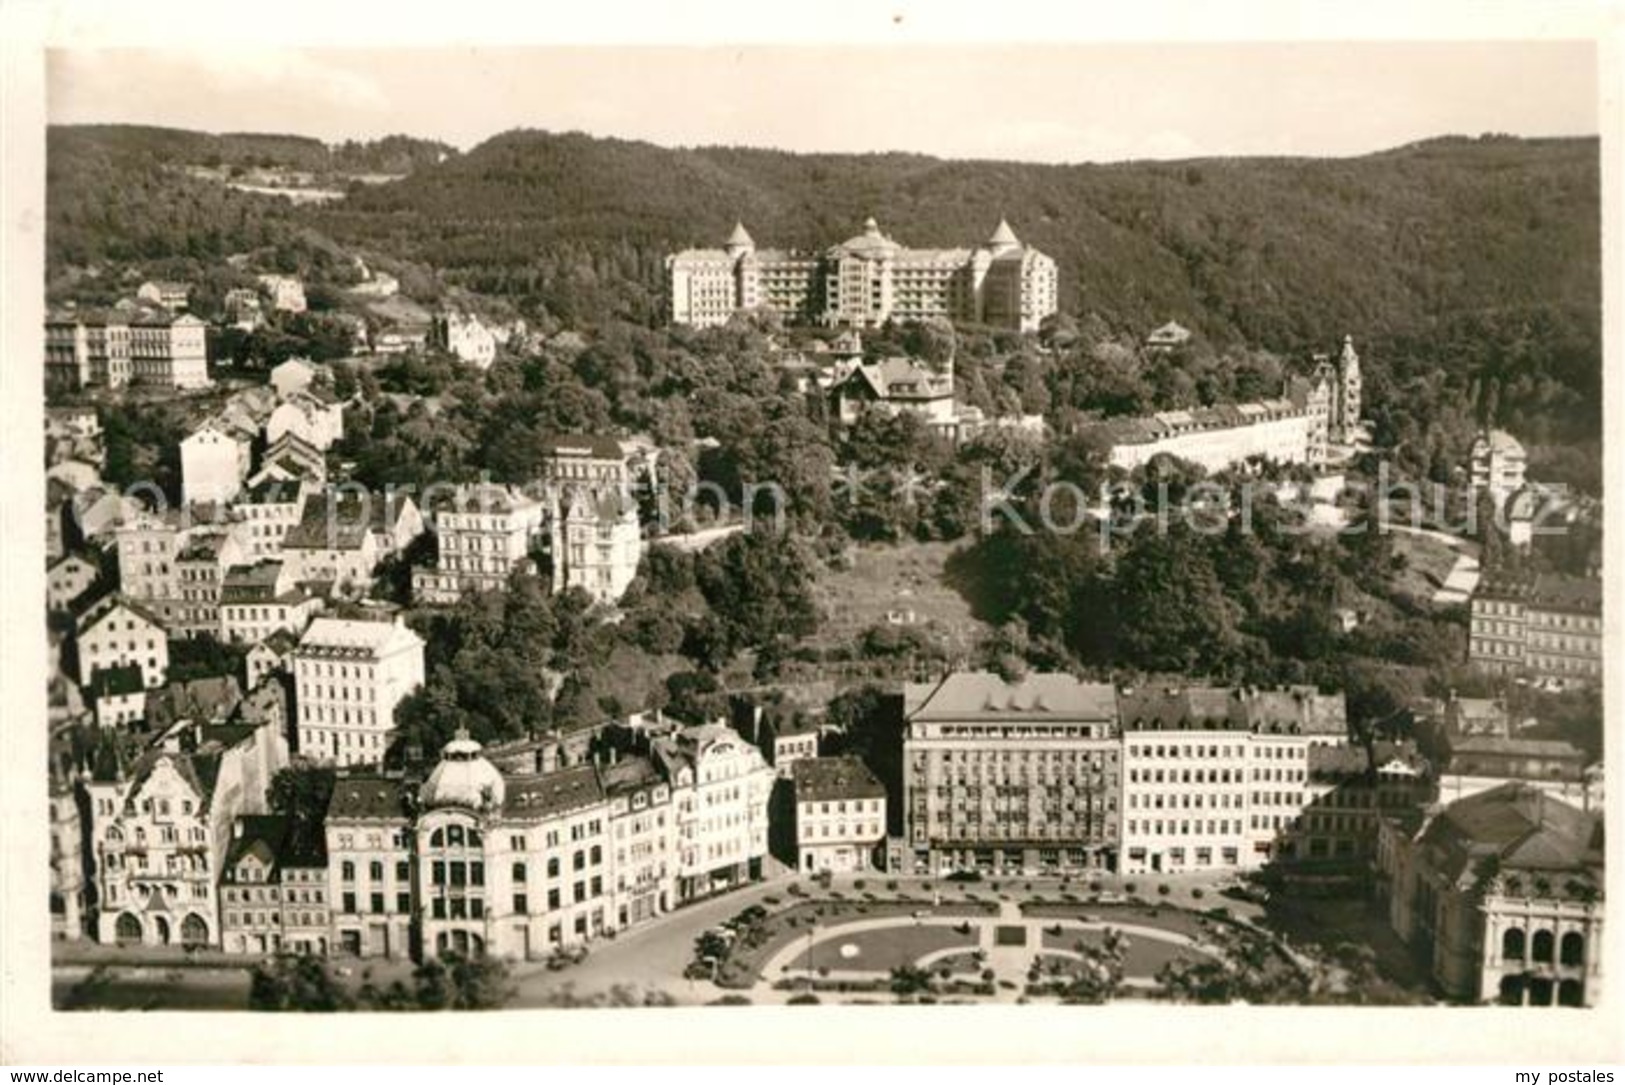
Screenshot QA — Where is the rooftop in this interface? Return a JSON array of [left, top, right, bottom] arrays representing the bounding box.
[[793, 756, 886, 803], [905, 672, 1119, 722]]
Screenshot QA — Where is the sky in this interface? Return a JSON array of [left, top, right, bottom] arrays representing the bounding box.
[[45, 41, 1601, 164]]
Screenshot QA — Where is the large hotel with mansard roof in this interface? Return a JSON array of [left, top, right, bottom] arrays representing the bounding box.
[[667, 217, 1059, 332]]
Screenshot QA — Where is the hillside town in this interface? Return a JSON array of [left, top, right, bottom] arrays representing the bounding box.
[[41, 135, 1604, 1013]]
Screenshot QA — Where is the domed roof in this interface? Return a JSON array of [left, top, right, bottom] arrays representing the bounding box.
[[418, 729, 505, 811], [835, 216, 901, 256]]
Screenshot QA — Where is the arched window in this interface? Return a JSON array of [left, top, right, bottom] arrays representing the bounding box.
[[468, 828, 482, 847], [430, 828, 445, 848], [1560, 932, 1584, 966], [1531, 929, 1555, 964], [1502, 928, 1526, 961], [447, 825, 464, 847], [115, 913, 143, 945], [180, 913, 209, 947]]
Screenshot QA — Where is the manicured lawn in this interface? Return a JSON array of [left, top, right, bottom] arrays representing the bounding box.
[[1039, 926, 1212, 978], [720, 898, 997, 987], [787, 923, 977, 974], [1022, 901, 1211, 940]]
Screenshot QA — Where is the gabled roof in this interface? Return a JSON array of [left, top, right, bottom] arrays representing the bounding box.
[[78, 596, 165, 637], [986, 219, 1019, 248]]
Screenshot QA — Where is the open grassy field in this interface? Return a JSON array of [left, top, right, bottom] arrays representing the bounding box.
[[808, 542, 990, 658]]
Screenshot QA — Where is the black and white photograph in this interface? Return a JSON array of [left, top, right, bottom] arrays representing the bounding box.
[[0, 0, 1619, 1071]]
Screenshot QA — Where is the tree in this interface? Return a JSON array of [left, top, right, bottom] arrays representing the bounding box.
[[268, 765, 337, 823], [1062, 928, 1127, 1003], [408, 953, 515, 1010], [249, 954, 355, 1012]]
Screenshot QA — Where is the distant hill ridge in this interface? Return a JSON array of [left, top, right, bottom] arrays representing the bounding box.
[[47, 124, 1599, 357]]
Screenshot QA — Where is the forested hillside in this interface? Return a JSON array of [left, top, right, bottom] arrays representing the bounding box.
[[308, 130, 1598, 349], [46, 124, 1603, 475]]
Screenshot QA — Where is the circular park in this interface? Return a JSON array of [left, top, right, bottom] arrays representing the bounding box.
[[688, 877, 1308, 1003]]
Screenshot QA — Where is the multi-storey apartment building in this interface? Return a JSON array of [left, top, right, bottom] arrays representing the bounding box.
[[45, 310, 132, 391], [1078, 391, 1318, 474], [114, 509, 189, 626], [601, 753, 677, 928], [128, 310, 210, 389], [1296, 741, 1431, 865], [83, 719, 287, 947], [539, 434, 633, 494], [793, 756, 887, 874], [668, 218, 1059, 331], [1117, 685, 1349, 874], [1470, 429, 1528, 507], [238, 478, 311, 560], [553, 488, 643, 605], [173, 527, 248, 639], [75, 597, 169, 689], [292, 618, 426, 767], [902, 672, 1122, 875], [50, 779, 87, 940], [412, 485, 548, 604], [652, 722, 775, 902], [325, 776, 416, 958], [1377, 783, 1604, 1006], [1469, 572, 1602, 689], [219, 815, 331, 955], [219, 559, 322, 645]]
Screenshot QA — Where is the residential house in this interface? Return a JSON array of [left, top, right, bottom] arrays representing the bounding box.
[[238, 478, 311, 560], [173, 527, 249, 639], [257, 274, 307, 313], [246, 630, 300, 690], [324, 776, 416, 959], [181, 421, 252, 507], [267, 390, 345, 452], [136, 280, 190, 311], [146, 676, 244, 732], [430, 310, 497, 369], [219, 559, 323, 645], [553, 488, 643, 605], [220, 815, 331, 955], [793, 756, 887, 874], [269, 358, 317, 399], [48, 554, 101, 612], [75, 597, 169, 689], [87, 664, 148, 730]]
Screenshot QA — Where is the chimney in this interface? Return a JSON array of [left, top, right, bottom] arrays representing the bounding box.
[[232, 820, 244, 840]]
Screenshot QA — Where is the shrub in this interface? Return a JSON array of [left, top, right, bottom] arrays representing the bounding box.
[[1124, 882, 1138, 895], [885, 880, 898, 891], [1191, 888, 1205, 900], [854, 879, 866, 891], [787, 993, 820, 1005], [1088, 880, 1103, 893], [1158, 884, 1172, 897]]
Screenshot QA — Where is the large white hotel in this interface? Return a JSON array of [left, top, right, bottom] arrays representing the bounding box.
[[667, 218, 1059, 332]]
